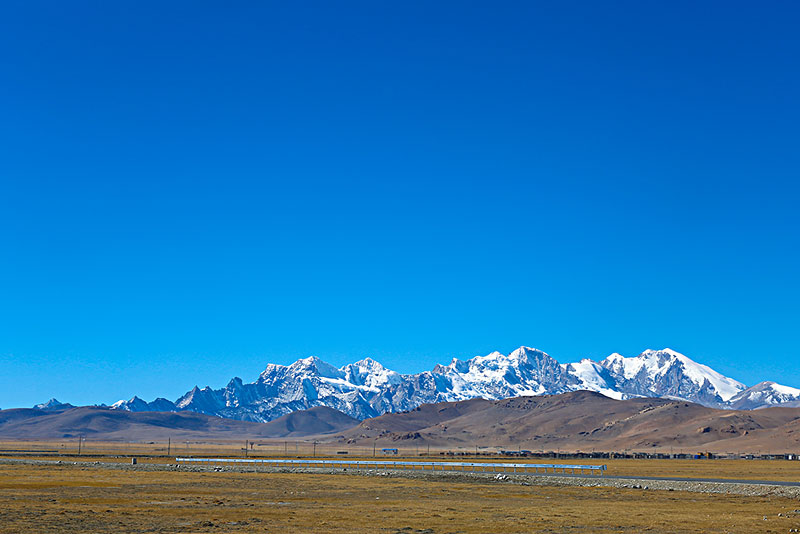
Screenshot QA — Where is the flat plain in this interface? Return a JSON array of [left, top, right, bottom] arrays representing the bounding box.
[[2, 443, 800, 533], [6, 439, 800, 481]]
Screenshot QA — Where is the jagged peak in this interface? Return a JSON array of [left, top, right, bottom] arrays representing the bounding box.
[[510, 346, 549, 356], [604, 348, 693, 367], [748, 381, 800, 395], [226, 377, 244, 387], [174, 386, 202, 403], [109, 396, 145, 410], [639, 348, 689, 361], [466, 351, 508, 366], [600, 348, 744, 402], [468, 348, 533, 364], [642, 347, 681, 355], [346, 357, 387, 370], [289, 355, 343, 379], [34, 398, 69, 409], [507, 346, 555, 363]]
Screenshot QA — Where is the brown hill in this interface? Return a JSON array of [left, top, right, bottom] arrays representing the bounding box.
[[259, 406, 360, 437], [337, 391, 800, 453], [0, 406, 359, 441]]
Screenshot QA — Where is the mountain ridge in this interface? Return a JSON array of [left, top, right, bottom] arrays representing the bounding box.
[[0, 405, 358, 440], [10, 392, 800, 453], [100, 347, 800, 422]]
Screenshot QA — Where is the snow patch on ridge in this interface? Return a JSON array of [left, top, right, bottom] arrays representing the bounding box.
[[563, 359, 623, 400]]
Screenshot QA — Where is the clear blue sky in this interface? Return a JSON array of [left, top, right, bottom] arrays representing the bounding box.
[[1, 1, 798, 408]]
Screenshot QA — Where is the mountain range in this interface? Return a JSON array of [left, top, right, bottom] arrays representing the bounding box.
[[9, 391, 800, 453], [104, 347, 800, 422]]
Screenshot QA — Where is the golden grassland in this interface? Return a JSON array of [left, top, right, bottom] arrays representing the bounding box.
[[3, 440, 800, 481], [1, 461, 800, 533]]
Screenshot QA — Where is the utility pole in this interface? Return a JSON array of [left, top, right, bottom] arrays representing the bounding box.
[[244, 441, 248, 457], [77, 435, 82, 455], [167, 437, 171, 457], [373, 440, 376, 457], [284, 441, 287, 455], [313, 441, 317, 457]]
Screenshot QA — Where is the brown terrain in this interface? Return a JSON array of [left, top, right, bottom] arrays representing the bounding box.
[[339, 391, 800, 453], [0, 405, 358, 441]]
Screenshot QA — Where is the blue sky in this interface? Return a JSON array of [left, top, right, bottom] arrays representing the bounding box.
[[1, 1, 799, 408]]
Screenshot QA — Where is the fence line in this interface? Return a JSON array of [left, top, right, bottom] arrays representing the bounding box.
[[175, 458, 607, 476]]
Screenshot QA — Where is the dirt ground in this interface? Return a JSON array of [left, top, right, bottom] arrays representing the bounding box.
[[1, 460, 800, 533]]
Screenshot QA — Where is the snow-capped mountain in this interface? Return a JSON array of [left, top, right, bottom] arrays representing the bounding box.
[[33, 398, 75, 411], [599, 349, 745, 406], [108, 347, 797, 421], [727, 381, 800, 410], [111, 396, 176, 413]]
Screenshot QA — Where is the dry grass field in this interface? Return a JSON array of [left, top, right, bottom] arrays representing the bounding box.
[[595, 458, 800, 482], [1, 455, 800, 532], [4, 439, 800, 481]]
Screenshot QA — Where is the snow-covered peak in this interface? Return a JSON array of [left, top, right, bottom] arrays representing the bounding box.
[[344, 357, 387, 372], [471, 350, 506, 362], [464, 347, 553, 369], [342, 358, 402, 389], [508, 346, 550, 362], [468, 351, 511, 368], [111, 396, 149, 411], [769, 382, 800, 396], [728, 381, 800, 409], [289, 356, 344, 379], [563, 359, 623, 400], [601, 348, 745, 402], [430, 346, 563, 400], [433, 357, 471, 374], [34, 398, 73, 410], [601, 349, 681, 379], [110, 395, 176, 413]]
